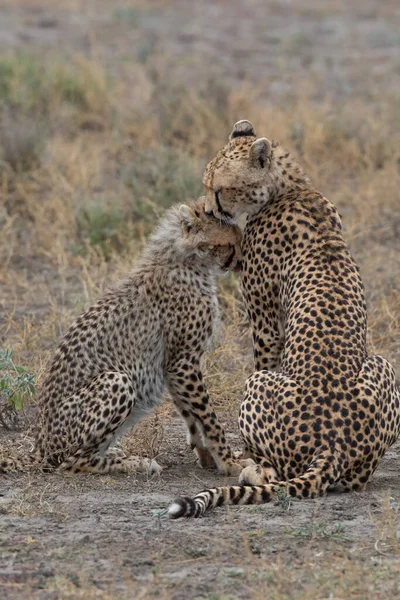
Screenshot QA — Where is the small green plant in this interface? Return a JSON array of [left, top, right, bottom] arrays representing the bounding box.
[[0, 53, 43, 108], [221, 567, 244, 578], [248, 506, 265, 514], [151, 509, 168, 518], [0, 53, 109, 118], [275, 486, 292, 510], [0, 350, 35, 427], [247, 529, 265, 537], [288, 521, 348, 540], [113, 8, 140, 25], [185, 546, 210, 558], [137, 40, 156, 64]]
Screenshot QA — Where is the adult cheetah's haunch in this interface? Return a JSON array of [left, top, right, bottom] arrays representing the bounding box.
[[169, 120, 400, 519], [1, 197, 248, 476]]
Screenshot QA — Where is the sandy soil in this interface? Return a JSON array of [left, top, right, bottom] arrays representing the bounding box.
[[1, 414, 400, 599]]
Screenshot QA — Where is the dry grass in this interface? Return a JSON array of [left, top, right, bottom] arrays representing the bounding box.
[[0, 479, 68, 520], [1, 48, 398, 406]]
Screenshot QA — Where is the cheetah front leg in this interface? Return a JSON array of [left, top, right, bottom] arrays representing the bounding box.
[[171, 400, 217, 468], [242, 280, 284, 371], [166, 359, 249, 476], [250, 315, 285, 372]]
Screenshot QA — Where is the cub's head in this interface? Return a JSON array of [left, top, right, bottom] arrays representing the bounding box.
[[179, 197, 242, 273], [203, 120, 307, 222]]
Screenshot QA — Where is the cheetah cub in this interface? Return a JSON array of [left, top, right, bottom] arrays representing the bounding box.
[[1, 197, 248, 476]]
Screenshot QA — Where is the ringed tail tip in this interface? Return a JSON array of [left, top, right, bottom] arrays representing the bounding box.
[[168, 497, 197, 519]]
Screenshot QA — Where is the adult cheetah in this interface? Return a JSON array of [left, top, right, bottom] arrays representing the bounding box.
[[169, 120, 400, 518], [1, 197, 250, 476]]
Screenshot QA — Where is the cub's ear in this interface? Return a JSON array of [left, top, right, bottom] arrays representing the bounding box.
[[249, 138, 272, 169], [179, 204, 198, 232], [229, 120, 256, 141]]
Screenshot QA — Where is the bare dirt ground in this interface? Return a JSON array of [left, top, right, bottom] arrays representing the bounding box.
[[1, 420, 400, 599], [0, 1, 399, 598], [1, 423, 399, 600]]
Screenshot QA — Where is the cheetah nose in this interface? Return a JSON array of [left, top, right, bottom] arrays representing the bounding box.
[[205, 209, 215, 217]]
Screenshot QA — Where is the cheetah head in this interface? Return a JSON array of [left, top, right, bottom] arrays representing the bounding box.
[[203, 120, 307, 222], [179, 197, 242, 273]]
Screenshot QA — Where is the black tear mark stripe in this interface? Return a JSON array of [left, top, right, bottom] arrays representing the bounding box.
[[215, 190, 233, 219], [215, 190, 224, 213]]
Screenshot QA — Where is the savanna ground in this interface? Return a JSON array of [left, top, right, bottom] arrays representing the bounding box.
[[0, 1, 400, 598]]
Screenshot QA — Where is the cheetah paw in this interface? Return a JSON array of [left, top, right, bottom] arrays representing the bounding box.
[[238, 464, 264, 485], [195, 447, 217, 469], [220, 459, 255, 477], [239, 458, 256, 468], [107, 447, 126, 459], [233, 449, 254, 461], [149, 459, 163, 476]]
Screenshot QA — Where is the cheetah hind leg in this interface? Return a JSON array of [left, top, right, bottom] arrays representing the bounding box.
[[61, 452, 162, 476], [57, 371, 162, 476], [336, 355, 400, 492], [238, 370, 302, 485]]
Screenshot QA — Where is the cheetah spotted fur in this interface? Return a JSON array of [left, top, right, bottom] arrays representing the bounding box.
[[1, 198, 251, 477], [169, 120, 400, 518]]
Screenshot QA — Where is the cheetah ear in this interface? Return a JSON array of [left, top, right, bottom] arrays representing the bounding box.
[[229, 120, 256, 141], [249, 138, 272, 169], [179, 204, 198, 232]]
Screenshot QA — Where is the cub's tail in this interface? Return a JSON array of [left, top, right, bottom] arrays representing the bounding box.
[[168, 452, 339, 519]]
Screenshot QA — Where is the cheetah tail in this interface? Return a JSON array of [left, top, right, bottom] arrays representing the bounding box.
[[168, 452, 339, 519]]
